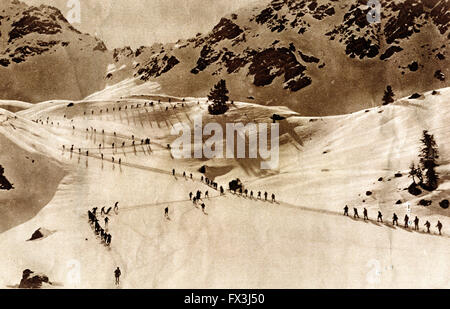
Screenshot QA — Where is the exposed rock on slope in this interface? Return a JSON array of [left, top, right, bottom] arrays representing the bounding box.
[[0, 0, 448, 116], [0, 0, 111, 103], [123, 0, 449, 115], [0, 164, 14, 190], [19, 269, 51, 288]]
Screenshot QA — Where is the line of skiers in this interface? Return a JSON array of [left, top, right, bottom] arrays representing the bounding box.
[[88, 208, 112, 246], [233, 187, 276, 203], [63, 136, 150, 152], [79, 99, 186, 116], [87, 203, 119, 245], [38, 99, 187, 128], [173, 169, 276, 204], [200, 176, 218, 190], [64, 144, 127, 165], [344, 205, 443, 235]]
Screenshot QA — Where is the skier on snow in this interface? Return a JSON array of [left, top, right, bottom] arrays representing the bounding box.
[[414, 216, 419, 231], [393, 213, 399, 226], [353, 208, 359, 219], [377, 211, 383, 222], [436, 220, 443, 235], [424, 221, 431, 233], [114, 267, 121, 286]]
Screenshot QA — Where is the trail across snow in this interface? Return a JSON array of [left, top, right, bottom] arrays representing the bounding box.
[[0, 88, 449, 288]]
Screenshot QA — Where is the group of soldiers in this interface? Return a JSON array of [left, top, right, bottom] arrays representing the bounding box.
[[87, 203, 119, 246], [174, 169, 277, 204], [344, 205, 444, 235], [189, 190, 208, 213], [200, 176, 219, 191], [234, 188, 276, 203]]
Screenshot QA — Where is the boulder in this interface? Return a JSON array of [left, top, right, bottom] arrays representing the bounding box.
[[28, 228, 52, 241], [409, 93, 422, 99], [19, 269, 51, 289]]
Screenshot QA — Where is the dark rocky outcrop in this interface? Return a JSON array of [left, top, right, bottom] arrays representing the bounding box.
[[8, 6, 63, 43], [0, 0, 111, 103], [208, 18, 243, 44], [409, 93, 422, 99], [28, 227, 52, 241], [191, 45, 223, 74], [380, 46, 403, 60], [408, 61, 419, 72], [93, 40, 107, 52], [0, 58, 10, 67], [248, 47, 311, 91], [434, 70, 445, 81], [298, 50, 320, 63], [0, 164, 14, 190], [19, 269, 51, 289], [271, 114, 286, 122], [29, 229, 44, 241], [138, 54, 180, 80], [113, 46, 134, 62]]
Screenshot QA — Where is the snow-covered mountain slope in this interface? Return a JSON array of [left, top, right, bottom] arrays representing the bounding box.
[[0, 109, 67, 233], [1, 0, 448, 115], [0, 86, 449, 288], [112, 0, 450, 116], [0, 0, 112, 103]]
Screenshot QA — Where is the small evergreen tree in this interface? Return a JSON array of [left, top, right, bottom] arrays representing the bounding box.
[[207, 79, 229, 115], [382, 85, 395, 105], [419, 130, 439, 190], [408, 162, 417, 184], [415, 166, 423, 184]]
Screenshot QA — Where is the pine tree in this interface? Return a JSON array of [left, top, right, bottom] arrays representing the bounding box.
[[382, 85, 395, 105], [207, 79, 229, 115], [419, 130, 439, 190], [408, 162, 417, 184]]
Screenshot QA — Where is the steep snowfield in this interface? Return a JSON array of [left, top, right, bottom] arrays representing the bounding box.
[[0, 87, 449, 288], [84, 78, 161, 101]]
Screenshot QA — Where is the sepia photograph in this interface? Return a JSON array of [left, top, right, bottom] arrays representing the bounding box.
[[0, 0, 449, 291]]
